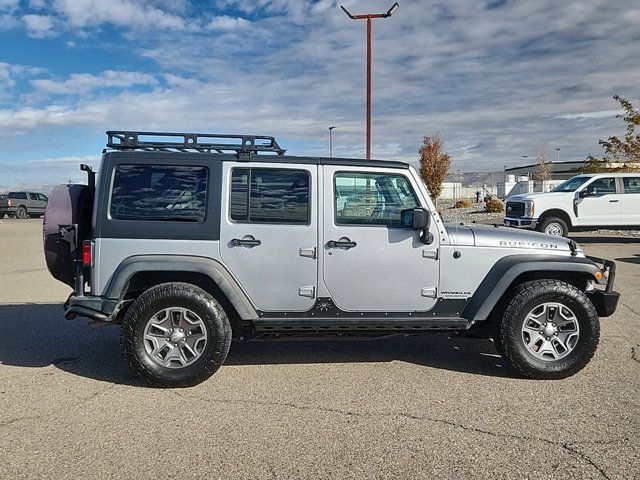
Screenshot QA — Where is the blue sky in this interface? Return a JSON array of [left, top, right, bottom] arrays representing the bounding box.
[[0, 0, 639, 190]]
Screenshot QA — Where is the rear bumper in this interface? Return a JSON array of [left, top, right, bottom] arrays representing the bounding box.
[[64, 294, 119, 321], [504, 217, 537, 229]]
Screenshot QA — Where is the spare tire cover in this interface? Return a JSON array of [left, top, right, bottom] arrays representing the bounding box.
[[43, 184, 92, 286]]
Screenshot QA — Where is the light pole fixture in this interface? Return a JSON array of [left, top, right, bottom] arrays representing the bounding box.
[[341, 2, 399, 160], [555, 147, 560, 162], [329, 126, 336, 158]]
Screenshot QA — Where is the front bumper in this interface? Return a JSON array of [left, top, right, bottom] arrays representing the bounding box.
[[504, 217, 537, 229], [585, 255, 619, 317]]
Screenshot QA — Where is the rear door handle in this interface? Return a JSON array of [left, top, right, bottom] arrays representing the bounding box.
[[327, 239, 357, 249], [609, 199, 619, 203], [231, 238, 261, 247]]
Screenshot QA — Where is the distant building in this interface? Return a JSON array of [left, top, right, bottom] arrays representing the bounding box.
[[504, 160, 588, 181]]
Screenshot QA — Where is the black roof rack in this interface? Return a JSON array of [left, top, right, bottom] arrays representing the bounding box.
[[106, 131, 286, 156]]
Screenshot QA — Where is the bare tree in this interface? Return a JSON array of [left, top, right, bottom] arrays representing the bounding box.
[[534, 144, 552, 181], [419, 134, 451, 205]]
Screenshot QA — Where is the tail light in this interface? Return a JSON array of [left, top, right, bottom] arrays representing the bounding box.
[[82, 240, 93, 267], [7, 199, 12, 207]]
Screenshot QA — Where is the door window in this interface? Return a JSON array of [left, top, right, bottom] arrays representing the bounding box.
[[585, 178, 616, 196], [37, 194, 48, 201], [334, 172, 419, 226], [623, 177, 640, 194], [28, 193, 38, 200], [230, 168, 310, 224]]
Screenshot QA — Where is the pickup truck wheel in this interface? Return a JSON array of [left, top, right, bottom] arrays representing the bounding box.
[[16, 206, 28, 219], [495, 279, 599, 379], [121, 282, 232, 387], [536, 216, 568, 237]]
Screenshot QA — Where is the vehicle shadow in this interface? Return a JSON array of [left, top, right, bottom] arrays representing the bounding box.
[[0, 303, 517, 384], [615, 254, 640, 265], [569, 235, 640, 244]]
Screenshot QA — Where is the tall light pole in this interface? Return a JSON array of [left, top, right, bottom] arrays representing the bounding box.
[[341, 2, 399, 160], [329, 126, 336, 158], [555, 147, 560, 162]]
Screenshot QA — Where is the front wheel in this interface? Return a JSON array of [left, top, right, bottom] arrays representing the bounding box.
[[121, 282, 232, 387], [536, 216, 569, 237], [494, 280, 599, 379]]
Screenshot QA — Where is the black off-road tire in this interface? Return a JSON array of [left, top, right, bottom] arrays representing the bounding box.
[[16, 206, 28, 219], [493, 279, 599, 379], [536, 216, 569, 237], [121, 282, 232, 387]]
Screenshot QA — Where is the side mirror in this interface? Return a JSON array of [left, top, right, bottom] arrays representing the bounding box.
[[401, 208, 430, 230], [579, 189, 589, 198]]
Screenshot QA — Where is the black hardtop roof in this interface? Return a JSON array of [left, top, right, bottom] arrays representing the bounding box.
[[102, 149, 410, 170]]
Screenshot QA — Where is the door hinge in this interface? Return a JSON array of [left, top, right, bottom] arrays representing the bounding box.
[[421, 287, 437, 298], [299, 286, 316, 298], [422, 249, 438, 259], [299, 247, 316, 259]]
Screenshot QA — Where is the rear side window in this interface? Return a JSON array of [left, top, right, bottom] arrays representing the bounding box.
[[28, 193, 38, 200], [8, 192, 27, 199], [230, 168, 310, 224], [110, 165, 208, 222], [623, 177, 640, 194]]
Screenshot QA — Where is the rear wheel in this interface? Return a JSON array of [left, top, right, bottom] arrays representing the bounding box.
[[536, 216, 569, 237], [16, 206, 28, 219], [121, 282, 232, 387], [494, 279, 599, 379]]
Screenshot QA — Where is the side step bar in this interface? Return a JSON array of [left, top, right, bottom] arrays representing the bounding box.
[[252, 317, 472, 333]]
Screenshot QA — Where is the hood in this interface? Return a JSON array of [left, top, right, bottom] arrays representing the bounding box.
[[508, 191, 572, 202], [445, 223, 578, 253]]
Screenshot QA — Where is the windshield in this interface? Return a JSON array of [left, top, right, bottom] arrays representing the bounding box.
[[552, 176, 592, 192]]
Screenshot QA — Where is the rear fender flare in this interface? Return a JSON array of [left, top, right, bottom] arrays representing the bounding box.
[[104, 255, 257, 320], [462, 255, 602, 321]]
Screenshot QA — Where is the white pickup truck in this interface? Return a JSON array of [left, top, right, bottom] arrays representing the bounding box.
[[504, 173, 640, 237]]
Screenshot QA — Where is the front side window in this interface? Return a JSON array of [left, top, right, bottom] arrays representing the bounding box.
[[230, 168, 310, 224], [334, 172, 419, 226], [110, 165, 208, 222], [584, 177, 616, 196], [623, 177, 640, 194], [37, 194, 48, 201]]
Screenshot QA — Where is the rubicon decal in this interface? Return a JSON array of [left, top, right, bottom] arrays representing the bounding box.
[[499, 241, 559, 249]]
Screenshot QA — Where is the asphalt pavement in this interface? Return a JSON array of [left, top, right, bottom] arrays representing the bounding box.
[[0, 218, 638, 479]]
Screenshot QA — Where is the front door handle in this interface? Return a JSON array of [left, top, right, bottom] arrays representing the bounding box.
[[231, 238, 261, 247], [327, 239, 357, 249], [609, 199, 619, 203]]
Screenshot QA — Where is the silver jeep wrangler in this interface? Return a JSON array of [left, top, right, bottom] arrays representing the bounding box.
[[43, 131, 620, 386]]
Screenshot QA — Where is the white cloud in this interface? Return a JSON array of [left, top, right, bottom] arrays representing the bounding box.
[[30, 70, 158, 95], [23, 14, 55, 37], [206, 15, 250, 31], [51, 0, 187, 30], [555, 110, 620, 121], [0, 0, 18, 12]]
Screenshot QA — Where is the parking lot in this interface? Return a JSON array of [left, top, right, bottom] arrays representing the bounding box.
[[0, 218, 638, 479]]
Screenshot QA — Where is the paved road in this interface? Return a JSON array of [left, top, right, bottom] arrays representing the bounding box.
[[0, 219, 638, 479]]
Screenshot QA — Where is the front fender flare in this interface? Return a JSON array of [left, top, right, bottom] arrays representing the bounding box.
[[461, 255, 602, 321]]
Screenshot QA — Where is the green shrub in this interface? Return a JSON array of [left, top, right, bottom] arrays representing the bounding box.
[[454, 199, 473, 209], [485, 198, 504, 213]]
